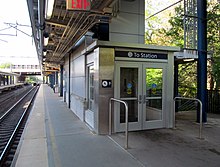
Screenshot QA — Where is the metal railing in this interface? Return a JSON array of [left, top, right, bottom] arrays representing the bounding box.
[[173, 97, 203, 139], [109, 98, 128, 149]]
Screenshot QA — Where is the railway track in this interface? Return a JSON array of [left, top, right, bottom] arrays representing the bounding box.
[[0, 85, 39, 166], [0, 85, 33, 118]]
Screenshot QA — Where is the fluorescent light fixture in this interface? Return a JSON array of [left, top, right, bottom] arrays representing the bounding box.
[[45, 0, 55, 19], [44, 37, 49, 46], [183, 59, 194, 62]]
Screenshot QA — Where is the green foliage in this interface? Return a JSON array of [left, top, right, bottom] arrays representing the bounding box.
[[178, 62, 197, 97], [0, 62, 11, 69], [145, 0, 174, 45], [207, 2, 220, 89], [212, 58, 220, 88], [145, 1, 220, 95], [146, 69, 163, 89], [25, 76, 38, 84], [164, 6, 184, 47]]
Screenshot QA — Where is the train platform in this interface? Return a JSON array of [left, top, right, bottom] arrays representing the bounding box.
[[13, 84, 220, 167], [0, 83, 24, 93]]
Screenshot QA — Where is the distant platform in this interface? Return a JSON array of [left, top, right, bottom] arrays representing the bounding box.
[[0, 83, 24, 93]]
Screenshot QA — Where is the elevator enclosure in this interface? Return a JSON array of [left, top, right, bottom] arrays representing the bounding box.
[[63, 41, 179, 134]]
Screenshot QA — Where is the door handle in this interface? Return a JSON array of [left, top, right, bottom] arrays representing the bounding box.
[[143, 95, 146, 104], [138, 95, 142, 104]]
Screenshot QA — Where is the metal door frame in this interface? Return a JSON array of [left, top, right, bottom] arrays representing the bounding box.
[[114, 61, 167, 132], [142, 63, 166, 129], [114, 62, 142, 132]]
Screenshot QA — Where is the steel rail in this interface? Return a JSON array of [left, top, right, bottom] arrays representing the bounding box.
[[173, 97, 203, 139], [109, 98, 129, 149], [0, 86, 39, 164], [0, 87, 35, 121]]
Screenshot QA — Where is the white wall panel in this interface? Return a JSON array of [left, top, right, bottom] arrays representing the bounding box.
[[70, 95, 84, 121], [120, 0, 143, 14], [110, 33, 140, 43], [109, 0, 145, 44], [72, 77, 85, 97], [110, 13, 140, 34], [71, 56, 85, 77], [68, 53, 86, 120]]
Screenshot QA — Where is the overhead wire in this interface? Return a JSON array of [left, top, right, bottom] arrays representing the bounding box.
[[146, 0, 183, 20], [0, 22, 32, 39]]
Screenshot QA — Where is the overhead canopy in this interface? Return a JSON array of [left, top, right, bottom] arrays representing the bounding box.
[[27, 0, 117, 71]]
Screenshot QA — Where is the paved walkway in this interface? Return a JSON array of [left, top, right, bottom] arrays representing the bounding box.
[[14, 84, 220, 167], [14, 85, 143, 167], [110, 112, 220, 167]]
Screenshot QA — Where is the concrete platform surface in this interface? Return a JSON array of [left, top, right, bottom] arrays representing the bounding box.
[[110, 112, 220, 167], [14, 85, 143, 167], [14, 84, 220, 167]]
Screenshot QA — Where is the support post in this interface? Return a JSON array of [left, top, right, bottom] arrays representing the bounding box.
[[55, 71, 58, 85], [6, 76, 9, 85], [60, 65, 64, 97], [197, 0, 207, 122], [49, 73, 55, 89], [3, 76, 6, 85]]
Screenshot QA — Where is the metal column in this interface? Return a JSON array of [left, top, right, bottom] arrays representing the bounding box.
[[197, 0, 207, 122], [49, 73, 55, 89], [3, 76, 6, 85], [55, 71, 58, 85], [6, 76, 9, 85], [60, 65, 64, 97], [10, 76, 13, 84]]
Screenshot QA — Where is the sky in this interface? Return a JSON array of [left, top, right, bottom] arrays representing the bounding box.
[[0, 0, 38, 65]]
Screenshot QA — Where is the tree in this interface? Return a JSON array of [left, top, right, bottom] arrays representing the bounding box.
[[25, 76, 39, 84], [164, 5, 184, 48], [147, 1, 220, 96], [207, 2, 220, 89], [0, 62, 11, 69], [145, 0, 177, 45]]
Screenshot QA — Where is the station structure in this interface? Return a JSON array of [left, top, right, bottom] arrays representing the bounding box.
[[0, 71, 18, 86], [26, 0, 207, 134], [0, 64, 41, 84]]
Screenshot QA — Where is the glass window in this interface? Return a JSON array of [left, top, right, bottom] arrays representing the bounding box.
[[120, 67, 139, 123], [146, 68, 163, 97], [145, 68, 163, 121], [88, 65, 94, 111]]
